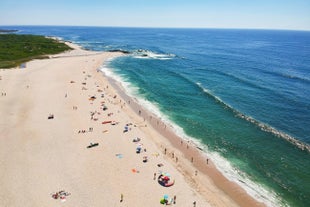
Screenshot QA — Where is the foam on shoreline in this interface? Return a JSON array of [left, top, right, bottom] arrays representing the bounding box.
[[100, 61, 281, 207]]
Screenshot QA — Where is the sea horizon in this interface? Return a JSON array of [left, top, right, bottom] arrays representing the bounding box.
[[2, 25, 310, 33]]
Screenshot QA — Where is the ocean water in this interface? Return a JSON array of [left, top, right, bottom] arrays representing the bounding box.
[[4, 26, 310, 207]]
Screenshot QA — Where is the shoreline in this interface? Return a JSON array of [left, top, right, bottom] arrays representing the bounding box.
[[101, 63, 267, 207], [0, 41, 266, 207]]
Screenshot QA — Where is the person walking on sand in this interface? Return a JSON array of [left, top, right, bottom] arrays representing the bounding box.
[[120, 193, 123, 202]]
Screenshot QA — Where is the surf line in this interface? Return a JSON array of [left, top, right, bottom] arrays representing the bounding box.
[[196, 82, 310, 152]]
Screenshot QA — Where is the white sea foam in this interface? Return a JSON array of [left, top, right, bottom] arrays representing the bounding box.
[[100, 64, 285, 207], [207, 151, 283, 207], [196, 82, 310, 152], [132, 49, 176, 60]]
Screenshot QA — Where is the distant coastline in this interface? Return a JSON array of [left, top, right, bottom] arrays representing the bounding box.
[[0, 29, 18, 33]]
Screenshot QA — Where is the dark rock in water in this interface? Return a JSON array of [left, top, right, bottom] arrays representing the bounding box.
[[0, 29, 18, 33], [108, 49, 130, 54]]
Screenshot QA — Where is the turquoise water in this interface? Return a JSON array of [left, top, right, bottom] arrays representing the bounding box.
[[6, 26, 310, 207]]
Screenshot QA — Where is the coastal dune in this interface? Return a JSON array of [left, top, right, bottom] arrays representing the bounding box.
[[0, 44, 264, 206]]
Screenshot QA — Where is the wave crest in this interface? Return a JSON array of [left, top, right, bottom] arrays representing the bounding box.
[[196, 82, 310, 152]]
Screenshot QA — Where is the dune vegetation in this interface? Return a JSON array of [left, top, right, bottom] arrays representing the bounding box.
[[0, 34, 71, 68]]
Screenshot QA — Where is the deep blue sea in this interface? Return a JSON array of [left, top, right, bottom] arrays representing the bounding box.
[[3, 26, 310, 207]]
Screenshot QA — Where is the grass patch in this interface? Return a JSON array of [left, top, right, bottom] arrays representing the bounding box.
[[0, 34, 72, 68]]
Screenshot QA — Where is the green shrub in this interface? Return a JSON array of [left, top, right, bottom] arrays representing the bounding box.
[[0, 34, 72, 68]]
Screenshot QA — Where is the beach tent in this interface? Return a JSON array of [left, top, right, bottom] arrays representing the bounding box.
[[160, 195, 171, 205], [158, 172, 175, 187], [160, 198, 166, 204]]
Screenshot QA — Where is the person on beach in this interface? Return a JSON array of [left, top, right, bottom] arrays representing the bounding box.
[[120, 193, 123, 202], [143, 156, 148, 162]]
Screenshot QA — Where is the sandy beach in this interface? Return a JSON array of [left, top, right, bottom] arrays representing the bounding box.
[[0, 43, 265, 207]]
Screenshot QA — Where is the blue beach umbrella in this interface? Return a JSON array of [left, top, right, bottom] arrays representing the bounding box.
[[163, 194, 169, 200]]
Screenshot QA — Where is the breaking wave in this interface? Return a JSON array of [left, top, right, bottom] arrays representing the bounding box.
[[196, 82, 310, 152], [132, 49, 176, 60]]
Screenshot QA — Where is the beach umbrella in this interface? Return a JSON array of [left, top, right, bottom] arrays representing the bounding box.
[[163, 194, 169, 200]]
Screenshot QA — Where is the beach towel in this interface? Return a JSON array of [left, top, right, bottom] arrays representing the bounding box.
[[131, 168, 139, 173]]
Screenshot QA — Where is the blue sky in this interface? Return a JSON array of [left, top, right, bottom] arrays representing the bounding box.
[[0, 0, 309, 30]]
